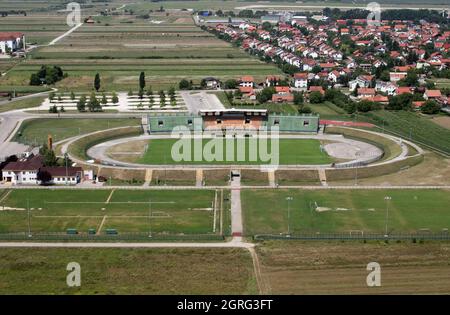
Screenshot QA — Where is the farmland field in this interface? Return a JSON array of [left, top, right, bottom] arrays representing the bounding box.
[[13, 117, 140, 145], [134, 138, 333, 165], [0, 189, 226, 235], [1, 8, 282, 91], [0, 247, 256, 294], [242, 189, 450, 235], [257, 241, 450, 294], [360, 111, 450, 155]]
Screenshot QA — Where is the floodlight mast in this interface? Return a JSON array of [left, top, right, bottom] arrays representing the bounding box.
[[286, 196, 293, 235], [384, 196, 392, 237]]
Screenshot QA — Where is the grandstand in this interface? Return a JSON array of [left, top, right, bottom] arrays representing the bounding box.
[[147, 109, 319, 133]]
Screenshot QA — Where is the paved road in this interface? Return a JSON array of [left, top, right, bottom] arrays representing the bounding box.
[[180, 91, 225, 114], [48, 23, 83, 46], [0, 237, 253, 249], [230, 171, 243, 236]]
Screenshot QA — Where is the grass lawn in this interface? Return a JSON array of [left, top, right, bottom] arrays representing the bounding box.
[[242, 189, 450, 235], [13, 118, 141, 145], [0, 189, 225, 235], [137, 138, 332, 165], [0, 96, 46, 113], [0, 247, 256, 294]]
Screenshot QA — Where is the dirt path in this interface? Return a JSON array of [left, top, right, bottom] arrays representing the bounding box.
[[249, 247, 270, 295]]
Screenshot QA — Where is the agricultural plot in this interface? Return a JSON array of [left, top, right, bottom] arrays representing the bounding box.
[[134, 138, 332, 165], [257, 241, 450, 295], [361, 110, 450, 155], [0, 14, 70, 46], [242, 189, 450, 235], [13, 118, 140, 146], [2, 10, 281, 90], [0, 247, 257, 294], [0, 189, 224, 235]]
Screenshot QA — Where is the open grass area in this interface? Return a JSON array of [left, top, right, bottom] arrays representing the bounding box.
[[0, 95, 46, 113], [136, 138, 332, 165], [257, 240, 450, 294], [0, 247, 256, 294], [242, 189, 450, 235], [0, 189, 226, 235], [13, 117, 140, 146]]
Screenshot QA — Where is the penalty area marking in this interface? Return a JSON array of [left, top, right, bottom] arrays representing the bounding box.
[[105, 189, 115, 204], [0, 190, 12, 204]]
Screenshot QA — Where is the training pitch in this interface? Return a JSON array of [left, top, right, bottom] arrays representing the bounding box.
[[0, 189, 225, 235], [242, 189, 450, 235]]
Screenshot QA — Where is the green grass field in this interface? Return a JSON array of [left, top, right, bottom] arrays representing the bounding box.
[[0, 189, 226, 235], [0, 247, 256, 294], [242, 189, 450, 235], [137, 138, 332, 165], [14, 118, 141, 145]]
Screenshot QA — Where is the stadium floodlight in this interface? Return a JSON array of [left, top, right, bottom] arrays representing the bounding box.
[[286, 196, 293, 235], [384, 196, 392, 237]]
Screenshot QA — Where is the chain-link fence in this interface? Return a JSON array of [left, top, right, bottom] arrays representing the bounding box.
[[254, 232, 450, 241], [0, 232, 225, 242]]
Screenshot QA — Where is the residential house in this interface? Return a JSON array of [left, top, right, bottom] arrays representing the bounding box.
[[0, 32, 25, 54], [239, 76, 254, 88], [357, 88, 376, 98], [349, 75, 373, 91], [293, 73, 308, 89], [202, 77, 221, 89]]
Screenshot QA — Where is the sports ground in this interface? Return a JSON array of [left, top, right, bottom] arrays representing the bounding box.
[[0, 189, 227, 235], [242, 189, 450, 235], [136, 138, 333, 165]]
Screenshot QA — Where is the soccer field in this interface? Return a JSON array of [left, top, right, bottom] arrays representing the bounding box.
[[242, 189, 450, 235], [0, 189, 225, 235], [138, 139, 332, 165]]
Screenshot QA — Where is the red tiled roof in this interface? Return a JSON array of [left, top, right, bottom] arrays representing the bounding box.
[[294, 72, 308, 79], [396, 87, 413, 94], [0, 32, 24, 41], [240, 76, 254, 82], [425, 89, 442, 98]]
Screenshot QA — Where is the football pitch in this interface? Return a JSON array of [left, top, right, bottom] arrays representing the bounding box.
[[0, 189, 226, 235], [137, 139, 332, 165], [242, 189, 450, 235]]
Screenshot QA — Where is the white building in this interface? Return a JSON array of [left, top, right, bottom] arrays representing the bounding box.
[[0, 32, 25, 54], [1, 155, 42, 184], [293, 73, 308, 89]]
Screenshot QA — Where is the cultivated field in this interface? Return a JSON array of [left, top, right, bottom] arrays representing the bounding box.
[[1, 8, 281, 91], [257, 241, 450, 294], [0, 189, 226, 235], [242, 189, 450, 235], [134, 138, 333, 165], [0, 247, 256, 294]]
